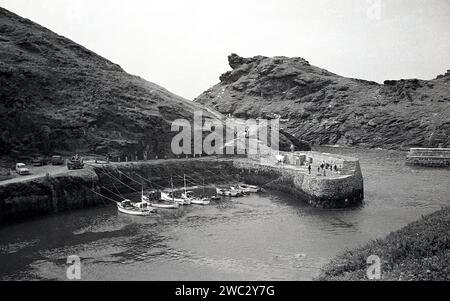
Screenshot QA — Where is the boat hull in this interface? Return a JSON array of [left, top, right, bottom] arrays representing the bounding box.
[[117, 205, 152, 216], [191, 199, 211, 205], [239, 184, 261, 193], [161, 193, 190, 205], [217, 188, 243, 197], [149, 202, 180, 209]]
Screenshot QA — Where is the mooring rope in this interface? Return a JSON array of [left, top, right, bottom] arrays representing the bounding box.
[[132, 172, 167, 190], [99, 184, 126, 200], [97, 166, 140, 193], [91, 189, 119, 204], [100, 168, 126, 199]]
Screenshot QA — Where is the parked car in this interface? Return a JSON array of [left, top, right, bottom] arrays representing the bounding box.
[[67, 157, 84, 170], [15, 163, 30, 175], [51, 155, 64, 166], [32, 156, 47, 166]]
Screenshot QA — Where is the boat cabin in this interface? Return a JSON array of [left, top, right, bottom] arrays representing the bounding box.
[[121, 200, 133, 208], [183, 191, 195, 198], [147, 191, 162, 201], [135, 202, 149, 209]]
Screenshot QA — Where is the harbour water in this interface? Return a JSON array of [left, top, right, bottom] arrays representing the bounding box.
[[0, 148, 449, 281]]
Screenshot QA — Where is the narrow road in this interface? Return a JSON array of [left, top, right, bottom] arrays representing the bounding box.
[[0, 164, 90, 186]]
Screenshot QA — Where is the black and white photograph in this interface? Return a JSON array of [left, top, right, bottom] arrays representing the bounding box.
[[0, 0, 449, 287]]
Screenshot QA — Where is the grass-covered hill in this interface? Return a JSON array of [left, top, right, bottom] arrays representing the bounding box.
[[317, 207, 450, 281]]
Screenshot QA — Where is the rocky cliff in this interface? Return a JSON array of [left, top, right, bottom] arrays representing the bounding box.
[[195, 54, 450, 149], [0, 7, 220, 160]]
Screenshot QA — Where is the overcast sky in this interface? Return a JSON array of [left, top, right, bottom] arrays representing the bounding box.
[[1, 0, 449, 100]]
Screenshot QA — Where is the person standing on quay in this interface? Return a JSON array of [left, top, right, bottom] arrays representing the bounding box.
[[308, 164, 312, 175]]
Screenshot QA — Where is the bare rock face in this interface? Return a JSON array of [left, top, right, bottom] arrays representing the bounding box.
[[0, 7, 217, 160], [196, 54, 450, 149]]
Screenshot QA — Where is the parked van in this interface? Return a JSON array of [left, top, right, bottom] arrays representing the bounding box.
[[15, 163, 30, 175], [51, 155, 64, 166], [32, 156, 47, 166]]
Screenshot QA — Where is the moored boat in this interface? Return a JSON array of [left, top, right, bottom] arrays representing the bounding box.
[[182, 191, 211, 205], [163, 176, 191, 205], [216, 187, 230, 196], [238, 184, 262, 193], [149, 201, 180, 209], [191, 198, 211, 205], [161, 192, 190, 205], [117, 200, 154, 216], [230, 186, 249, 195], [216, 187, 242, 197], [142, 192, 180, 209]]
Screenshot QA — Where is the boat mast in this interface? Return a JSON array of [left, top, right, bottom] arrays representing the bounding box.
[[171, 177, 175, 202], [202, 178, 205, 196], [184, 174, 187, 195]]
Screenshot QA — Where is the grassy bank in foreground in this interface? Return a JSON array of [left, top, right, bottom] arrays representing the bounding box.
[[316, 207, 450, 281]]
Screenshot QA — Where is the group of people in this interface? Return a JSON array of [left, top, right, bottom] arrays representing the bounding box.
[[307, 160, 340, 176]]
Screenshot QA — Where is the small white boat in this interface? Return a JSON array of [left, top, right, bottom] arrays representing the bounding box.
[[161, 177, 191, 205], [216, 188, 229, 196], [149, 201, 180, 209], [230, 186, 249, 195], [182, 191, 211, 205], [216, 188, 241, 197], [142, 194, 180, 209], [117, 200, 154, 216], [238, 184, 261, 193], [191, 198, 211, 205], [161, 192, 190, 205]]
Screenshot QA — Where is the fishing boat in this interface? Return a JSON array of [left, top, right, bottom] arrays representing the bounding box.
[[159, 177, 191, 205], [216, 187, 230, 196], [180, 175, 210, 205], [117, 200, 154, 216], [238, 184, 262, 193], [141, 191, 180, 209], [230, 185, 249, 195], [148, 199, 180, 209], [181, 191, 211, 205], [211, 195, 221, 201], [216, 187, 241, 197], [191, 198, 211, 205], [161, 192, 190, 205]]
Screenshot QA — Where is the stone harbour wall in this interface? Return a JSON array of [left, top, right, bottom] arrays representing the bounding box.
[[406, 148, 450, 167], [0, 152, 364, 225], [94, 158, 238, 196], [235, 151, 364, 208], [0, 170, 102, 225]]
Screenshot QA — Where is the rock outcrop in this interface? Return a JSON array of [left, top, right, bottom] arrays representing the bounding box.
[[196, 54, 450, 149]]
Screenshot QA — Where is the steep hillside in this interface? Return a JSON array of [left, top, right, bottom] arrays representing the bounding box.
[[0, 7, 218, 160], [196, 54, 450, 149], [0, 8, 309, 161]]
